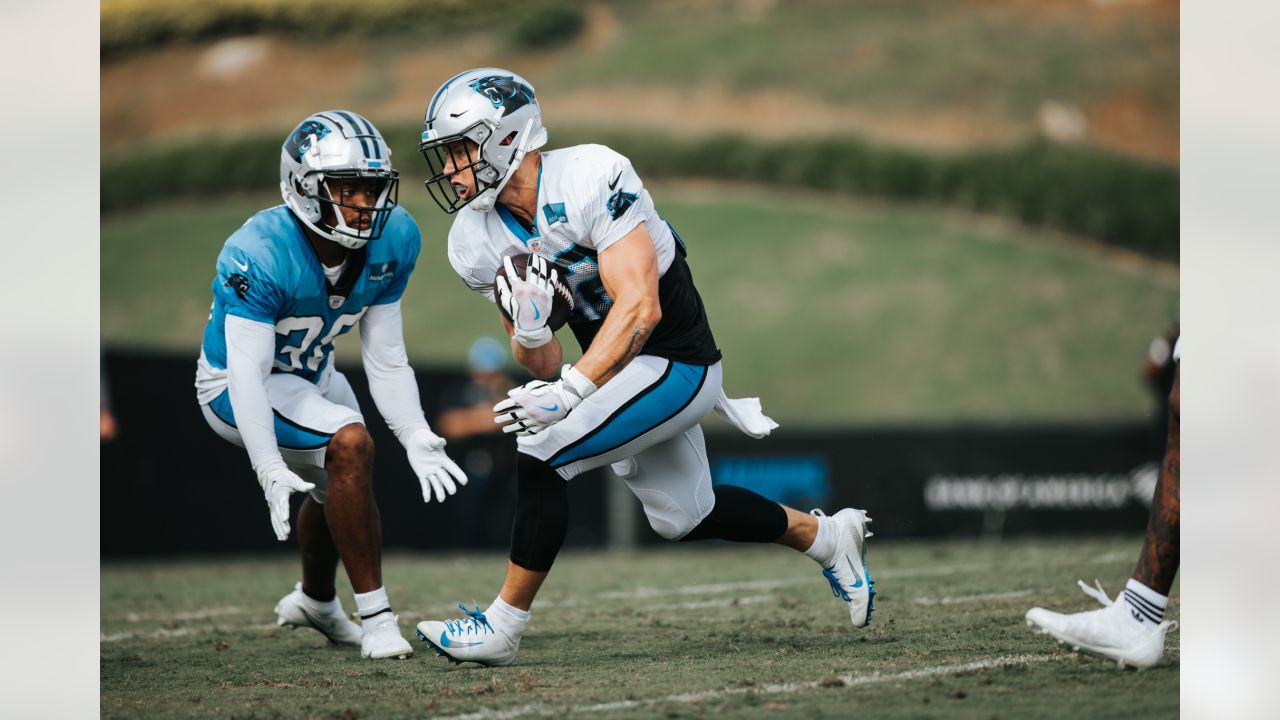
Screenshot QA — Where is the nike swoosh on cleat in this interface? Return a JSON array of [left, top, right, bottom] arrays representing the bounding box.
[[296, 605, 342, 644], [439, 631, 484, 648], [845, 555, 864, 589], [450, 110, 470, 119]]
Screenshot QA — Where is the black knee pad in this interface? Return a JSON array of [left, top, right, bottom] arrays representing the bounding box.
[[509, 453, 569, 572], [679, 485, 788, 543]]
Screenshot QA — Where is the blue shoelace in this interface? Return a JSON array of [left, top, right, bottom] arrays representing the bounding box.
[[443, 603, 495, 637], [822, 567, 853, 601]]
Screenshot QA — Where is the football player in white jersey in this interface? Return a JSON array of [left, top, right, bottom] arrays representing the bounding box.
[[410, 68, 877, 666], [195, 111, 468, 659], [1026, 339, 1181, 668]]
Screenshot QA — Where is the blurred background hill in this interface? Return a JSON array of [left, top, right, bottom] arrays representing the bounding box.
[[100, 0, 1179, 425]]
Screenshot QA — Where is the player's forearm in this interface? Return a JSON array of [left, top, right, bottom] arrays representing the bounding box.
[[437, 405, 500, 440], [575, 294, 660, 386], [361, 302, 431, 443], [513, 335, 563, 380], [224, 315, 286, 476]]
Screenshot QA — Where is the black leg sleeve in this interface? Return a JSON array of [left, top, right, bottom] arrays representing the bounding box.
[[508, 453, 569, 572], [679, 485, 788, 543]]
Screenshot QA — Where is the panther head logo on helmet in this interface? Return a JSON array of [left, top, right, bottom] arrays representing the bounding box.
[[468, 75, 536, 114]]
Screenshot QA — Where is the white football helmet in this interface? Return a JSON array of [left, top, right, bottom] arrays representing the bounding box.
[[280, 110, 399, 249], [418, 68, 548, 213]]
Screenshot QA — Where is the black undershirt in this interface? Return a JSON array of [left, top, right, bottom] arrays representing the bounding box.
[[569, 252, 721, 366]]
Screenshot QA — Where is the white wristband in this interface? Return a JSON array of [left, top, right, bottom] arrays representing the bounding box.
[[513, 325, 554, 349], [561, 365, 598, 401]]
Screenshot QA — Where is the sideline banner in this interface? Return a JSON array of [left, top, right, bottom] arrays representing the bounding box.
[[692, 423, 1158, 541]]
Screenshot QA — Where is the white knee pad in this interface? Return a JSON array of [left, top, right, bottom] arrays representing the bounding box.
[[630, 487, 700, 540]]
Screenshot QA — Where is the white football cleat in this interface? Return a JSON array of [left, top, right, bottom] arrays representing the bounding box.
[[359, 612, 413, 660], [416, 603, 520, 667], [813, 508, 876, 627], [1026, 580, 1177, 670], [274, 583, 362, 646]]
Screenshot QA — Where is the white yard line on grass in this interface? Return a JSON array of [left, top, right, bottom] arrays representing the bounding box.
[[597, 578, 796, 601], [101, 623, 278, 643], [649, 594, 775, 611], [113, 607, 247, 623], [913, 590, 1034, 606], [437, 654, 1064, 720]]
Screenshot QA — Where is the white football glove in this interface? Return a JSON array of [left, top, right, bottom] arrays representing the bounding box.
[[496, 254, 558, 349], [258, 465, 316, 542], [494, 365, 598, 435], [405, 428, 468, 503]]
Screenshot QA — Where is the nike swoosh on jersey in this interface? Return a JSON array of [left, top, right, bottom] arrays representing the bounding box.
[[233, 257, 249, 272], [608, 170, 623, 190], [439, 631, 484, 648]]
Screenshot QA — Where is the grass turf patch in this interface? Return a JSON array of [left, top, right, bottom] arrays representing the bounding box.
[[101, 537, 1178, 719], [101, 183, 1177, 425]]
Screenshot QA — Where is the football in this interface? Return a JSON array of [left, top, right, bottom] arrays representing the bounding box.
[[493, 253, 575, 331]]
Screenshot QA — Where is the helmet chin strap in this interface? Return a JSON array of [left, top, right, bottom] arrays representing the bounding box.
[[285, 188, 370, 250], [469, 118, 536, 213]]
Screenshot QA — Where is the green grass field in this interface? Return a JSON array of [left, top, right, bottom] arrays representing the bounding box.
[[551, 0, 1177, 125], [101, 182, 1177, 424], [101, 537, 1179, 719]]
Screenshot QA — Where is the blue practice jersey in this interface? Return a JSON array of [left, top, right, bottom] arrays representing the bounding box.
[[195, 204, 420, 403]]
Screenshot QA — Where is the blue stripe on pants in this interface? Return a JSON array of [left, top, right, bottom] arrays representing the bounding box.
[[207, 389, 332, 451], [549, 362, 708, 469]]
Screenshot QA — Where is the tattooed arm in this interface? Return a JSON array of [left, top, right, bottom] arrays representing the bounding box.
[[575, 225, 663, 387], [1133, 364, 1180, 594]]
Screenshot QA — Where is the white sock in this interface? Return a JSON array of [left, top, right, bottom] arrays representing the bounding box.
[[1122, 579, 1168, 625], [297, 582, 341, 615], [803, 515, 838, 565], [484, 596, 531, 638], [354, 587, 392, 624]]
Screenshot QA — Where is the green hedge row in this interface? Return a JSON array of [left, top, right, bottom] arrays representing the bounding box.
[[101, 0, 581, 58], [602, 132, 1179, 261], [102, 126, 1178, 261]]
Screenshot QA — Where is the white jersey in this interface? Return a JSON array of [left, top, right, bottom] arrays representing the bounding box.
[[448, 144, 720, 364]]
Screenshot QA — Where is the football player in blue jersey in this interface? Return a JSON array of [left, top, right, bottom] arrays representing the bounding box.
[[195, 111, 468, 660]]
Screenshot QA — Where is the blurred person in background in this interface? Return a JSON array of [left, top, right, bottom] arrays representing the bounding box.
[[436, 337, 517, 442], [1142, 320, 1179, 458], [411, 68, 876, 667], [100, 356, 117, 443], [193, 110, 467, 660], [1026, 339, 1180, 669], [435, 337, 520, 546]]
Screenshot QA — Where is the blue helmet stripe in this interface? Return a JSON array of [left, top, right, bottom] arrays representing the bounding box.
[[334, 111, 373, 159], [317, 112, 346, 134], [347, 112, 382, 160]]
